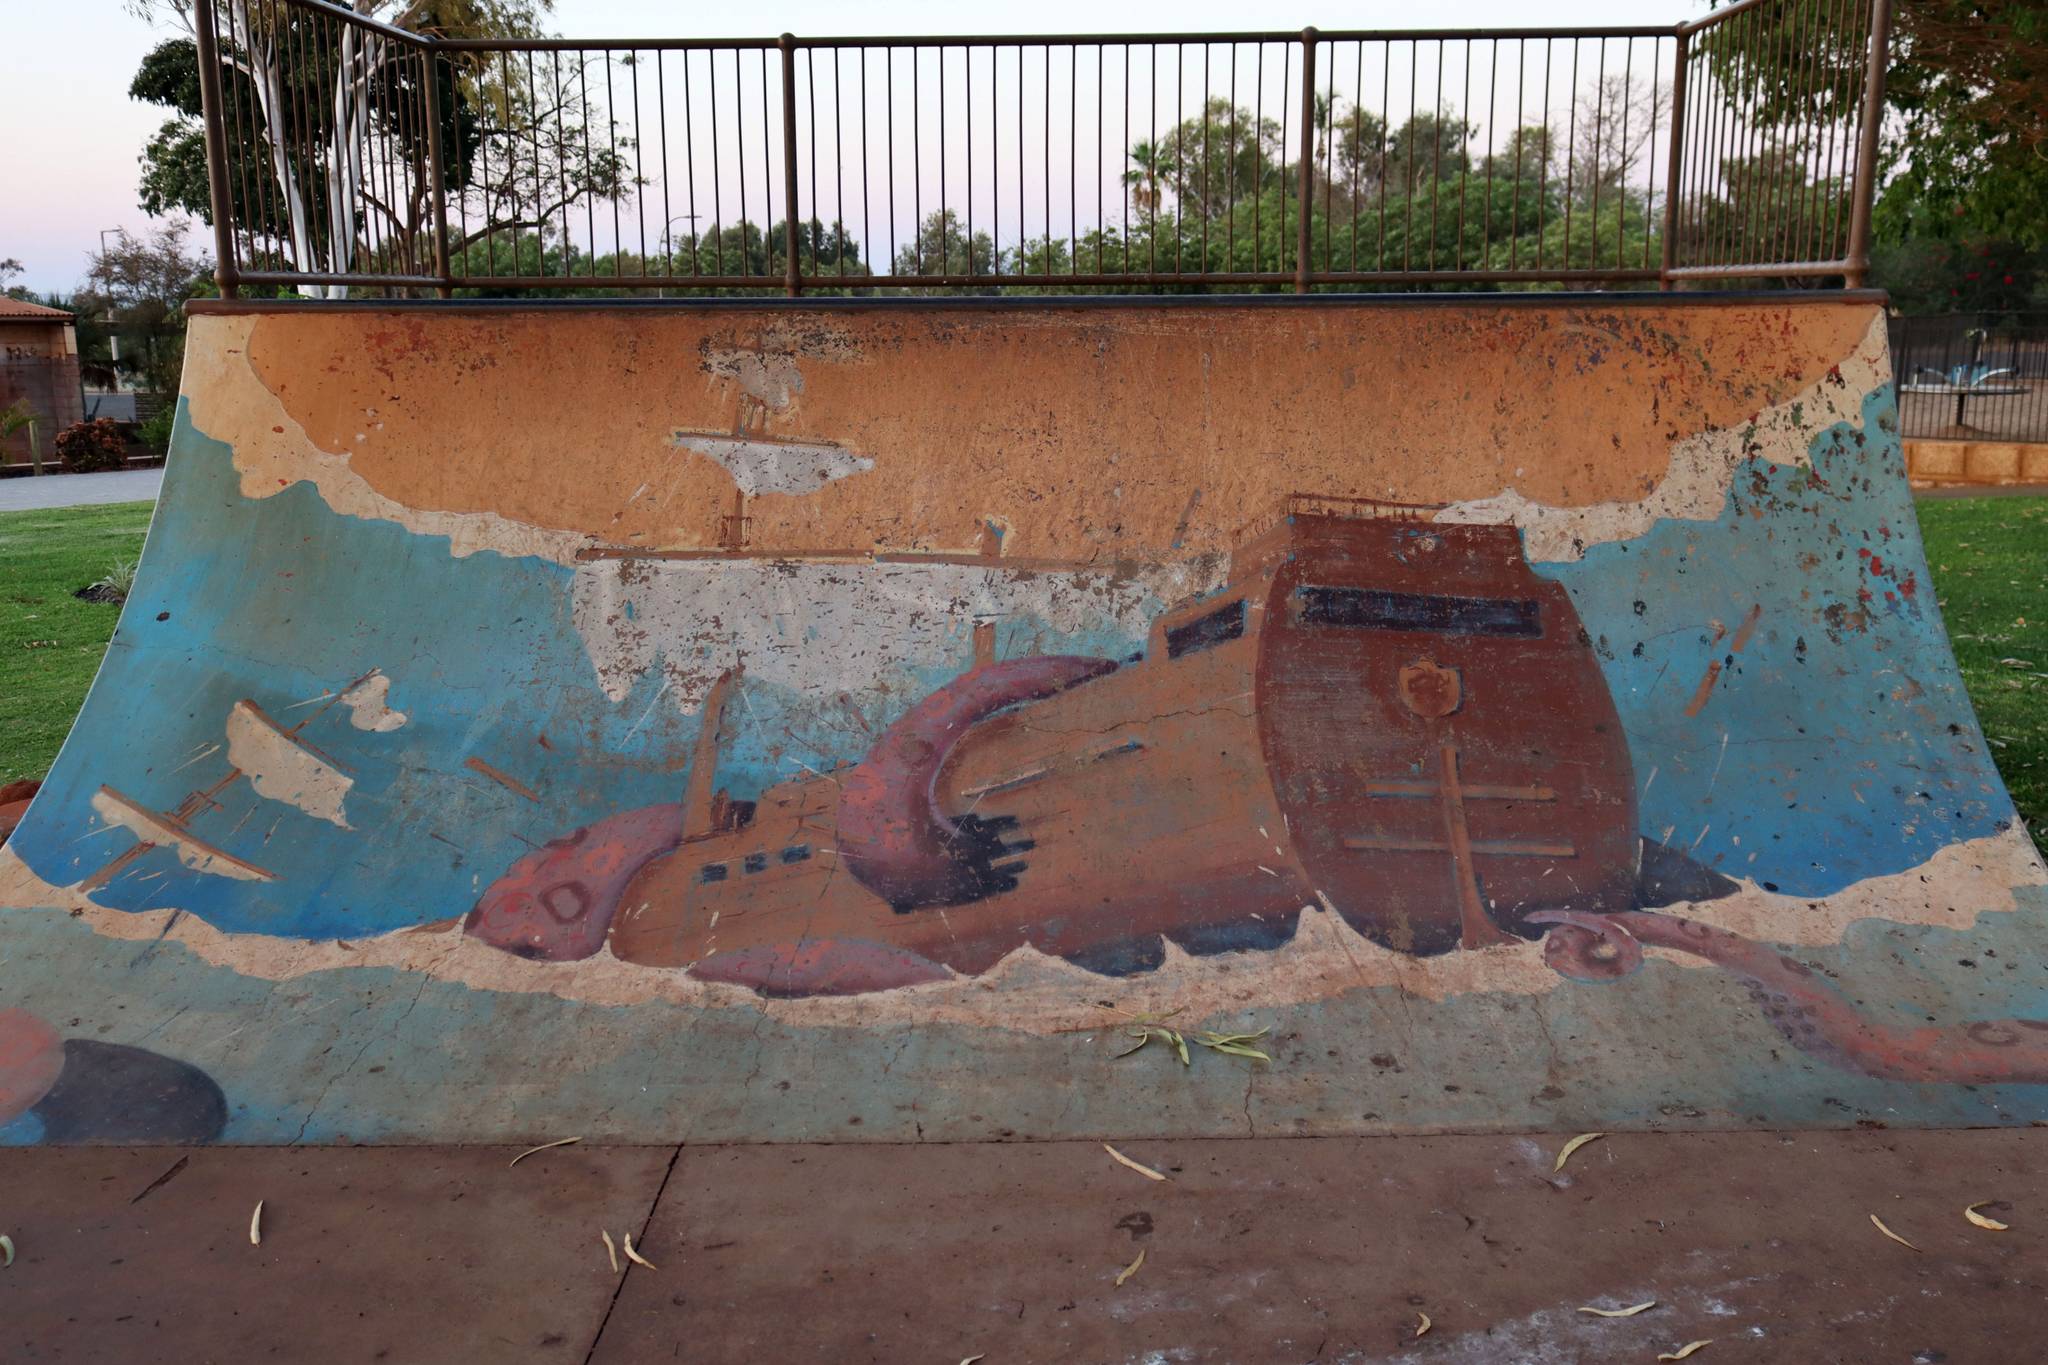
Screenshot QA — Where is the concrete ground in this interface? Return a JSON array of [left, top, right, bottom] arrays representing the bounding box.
[[0, 468, 163, 512], [2, 1130, 2040, 1363]]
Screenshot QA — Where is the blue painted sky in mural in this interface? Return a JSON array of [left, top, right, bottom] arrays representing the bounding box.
[[10, 382, 2011, 942]]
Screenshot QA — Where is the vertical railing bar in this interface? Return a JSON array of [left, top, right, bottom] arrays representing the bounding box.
[[422, 41, 452, 293], [1202, 44, 1211, 273], [1351, 40, 1363, 272], [707, 50, 724, 276], [1785, 0, 1825, 269], [1759, 5, 1798, 270], [1226, 43, 1236, 272], [1457, 39, 1471, 272], [1429, 36, 1443, 272], [965, 46, 974, 277], [568, 54, 589, 275], [831, 46, 847, 274], [940, 44, 950, 274], [1251, 41, 1260, 279], [1380, 42, 1391, 271], [1404, 39, 1416, 273], [860, 48, 872, 278], [1562, 37, 1578, 272], [276, 0, 311, 278], [1078, 44, 1086, 276], [1507, 39, 1522, 271], [1172, 41, 1184, 276], [911, 46, 921, 275], [1097, 46, 1105, 275], [1589, 37, 1605, 271], [760, 49, 774, 281], [1842, 0, 1892, 285], [1294, 28, 1316, 291], [1124, 44, 1133, 276], [1640, 36, 1658, 272], [606, 53, 625, 276], [1279, 39, 1291, 283], [886, 47, 896, 275], [222, 2, 258, 278], [1151, 44, 1160, 277], [654, 51, 672, 279], [1483, 38, 1498, 269], [1536, 39, 1550, 272], [781, 36, 801, 293], [808, 48, 820, 276], [1323, 36, 1335, 276], [195, 0, 241, 294], [284, 0, 319, 280], [1616, 37, 1632, 269]]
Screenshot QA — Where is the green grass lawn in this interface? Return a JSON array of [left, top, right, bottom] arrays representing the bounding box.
[[0, 494, 2042, 854], [0, 501, 154, 784], [1916, 496, 2048, 855]]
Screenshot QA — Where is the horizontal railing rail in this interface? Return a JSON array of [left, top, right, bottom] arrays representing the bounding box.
[[189, 0, 1891, 298]]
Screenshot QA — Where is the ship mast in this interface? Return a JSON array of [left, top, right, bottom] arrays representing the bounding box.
[[680, 668, 742, 839]]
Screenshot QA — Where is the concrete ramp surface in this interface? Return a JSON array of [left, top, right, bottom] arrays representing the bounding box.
[[3, 295, 2043, 1145]]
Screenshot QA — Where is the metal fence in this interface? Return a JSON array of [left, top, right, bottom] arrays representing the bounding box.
[[191, 0, 1891, 297], [1891, 314, 2048, 444]]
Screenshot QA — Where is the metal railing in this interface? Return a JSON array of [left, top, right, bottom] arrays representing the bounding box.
[[190, 0, 1892, 297], [1891, 314, 2048, 444]]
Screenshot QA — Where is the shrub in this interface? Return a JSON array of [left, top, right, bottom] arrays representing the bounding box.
[[55, 418, 126, 474], [136, 406, 176, 456]]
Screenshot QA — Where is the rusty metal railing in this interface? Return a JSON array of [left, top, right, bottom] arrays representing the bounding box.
[[189, 0, 1891, 298]]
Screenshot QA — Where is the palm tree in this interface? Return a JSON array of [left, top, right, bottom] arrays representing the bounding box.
[[0, 400, 43, 476], [1122, 140, 1167, 221]]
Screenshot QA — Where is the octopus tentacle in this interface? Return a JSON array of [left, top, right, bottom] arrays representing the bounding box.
[[1531, 908, 2048, 1086]]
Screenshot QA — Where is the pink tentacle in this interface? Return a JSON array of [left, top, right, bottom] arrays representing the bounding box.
[[1532, 908, 2048, 1085]]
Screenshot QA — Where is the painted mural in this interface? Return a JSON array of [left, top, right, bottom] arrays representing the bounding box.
[[2, 298, 2043, 1145]]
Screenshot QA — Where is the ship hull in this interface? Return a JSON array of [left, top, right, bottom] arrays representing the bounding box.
[[608, 508, 1639, 990]]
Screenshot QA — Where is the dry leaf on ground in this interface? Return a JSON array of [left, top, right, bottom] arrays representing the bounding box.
[[1103, 1143, 1168, 1181], [508, 1136, 582, 1167], [1553, 1132, 1605, 1172], [1964, 1201, 2011, 1231]]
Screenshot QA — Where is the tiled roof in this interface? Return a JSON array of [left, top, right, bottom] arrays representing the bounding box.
[[0, 297, 72, 321]]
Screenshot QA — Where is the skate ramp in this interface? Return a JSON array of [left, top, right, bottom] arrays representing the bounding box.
[[3, 294, 2043, 1146]]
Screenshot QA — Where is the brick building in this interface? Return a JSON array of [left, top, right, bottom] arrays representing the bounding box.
[[0, 298, 84, 471]]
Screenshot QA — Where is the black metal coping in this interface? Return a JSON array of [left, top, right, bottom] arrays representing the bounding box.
[[189, 289, 1890, 317]]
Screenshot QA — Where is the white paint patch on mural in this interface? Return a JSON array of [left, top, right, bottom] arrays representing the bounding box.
[[13, 826, 2040, 1039], [85, 788, 277, 883], [568, 557, 1221, 711], [224, 700, 353, 828], [669, 431, 875, 495], [1438, 312, 1891, 562], [339, 672, 408, 733]]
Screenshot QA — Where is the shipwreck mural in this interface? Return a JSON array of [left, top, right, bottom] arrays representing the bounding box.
[[1, 298, 2042, 1145]]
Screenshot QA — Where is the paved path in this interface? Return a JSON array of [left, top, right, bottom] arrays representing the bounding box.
[[0, 467, 162, 512], [1, 1130, 2042, 1362]]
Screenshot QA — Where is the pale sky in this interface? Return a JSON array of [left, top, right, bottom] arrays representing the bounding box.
[[0, 0, 1713, 294]]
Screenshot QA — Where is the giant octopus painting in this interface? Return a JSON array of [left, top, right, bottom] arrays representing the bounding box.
[[463, 498, 2048, 1089]]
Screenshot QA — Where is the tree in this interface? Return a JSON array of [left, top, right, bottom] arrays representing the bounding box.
[[126, 0, 632, 296], [79, 224, 210, 398], [0, 400, 47, 476], [891, 210, 997, 293], [1701, 0, 2048, 249]]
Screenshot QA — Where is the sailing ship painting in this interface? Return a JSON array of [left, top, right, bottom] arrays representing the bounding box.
[[466, 496, 1643, 992], [452, 494, 2048, 1089]]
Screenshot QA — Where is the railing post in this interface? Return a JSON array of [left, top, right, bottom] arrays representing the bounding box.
[[780, 34, 803, 298], [420, 43, 454, 299], [1658, 26, 1689, 290], [192, 0, 240, 299], [1842, 0, 1893, 289], [1294, 27, 1318, 294]]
